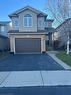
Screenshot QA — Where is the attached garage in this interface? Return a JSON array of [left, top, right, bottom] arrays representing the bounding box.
[[15, 38, 41, 53], [9, 33, 46, 54]]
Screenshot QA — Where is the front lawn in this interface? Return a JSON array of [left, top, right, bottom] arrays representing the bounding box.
[[0, 51, 9, 60], [56, 51, 71, 66]]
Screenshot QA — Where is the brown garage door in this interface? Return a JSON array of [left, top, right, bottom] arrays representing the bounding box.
[[15, 38, 41, 53]]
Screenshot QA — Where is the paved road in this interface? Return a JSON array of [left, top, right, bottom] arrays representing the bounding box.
[[0, 54, 64, 71], [0, 86, 71, 95]]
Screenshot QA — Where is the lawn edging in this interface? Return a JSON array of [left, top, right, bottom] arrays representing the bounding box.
[[47, 51, 71, 70]]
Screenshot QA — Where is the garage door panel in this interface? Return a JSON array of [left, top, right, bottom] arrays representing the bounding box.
[[15, 38, 41, 53]]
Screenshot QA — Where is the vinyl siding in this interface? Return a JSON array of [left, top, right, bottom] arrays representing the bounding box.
[[38, 17, 45, 30], [19, 10, 37, 32]]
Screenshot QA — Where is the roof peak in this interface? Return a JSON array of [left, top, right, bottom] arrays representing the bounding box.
[[9, 5, 47, 18], [56, 18, 71, 29]]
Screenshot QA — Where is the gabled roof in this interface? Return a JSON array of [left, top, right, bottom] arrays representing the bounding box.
[[56, 18, 71, 29], [9, 6, 47, 18], [0, 34, 8, 38], [8, 27, 55, 34], [0, 21, 10, 26]]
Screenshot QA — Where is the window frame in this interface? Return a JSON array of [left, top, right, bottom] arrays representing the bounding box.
[[13, 18, 19, 27], [23, 14, 33, 27], [1, 26, 5, 32], [38, 17, 43, 27], [14, 20, 19, 27]]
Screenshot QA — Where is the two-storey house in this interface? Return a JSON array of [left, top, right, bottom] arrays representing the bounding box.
[[8, 6, 54, 54]]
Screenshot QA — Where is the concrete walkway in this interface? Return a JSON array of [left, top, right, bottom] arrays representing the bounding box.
[[0, 71, 71, 87]]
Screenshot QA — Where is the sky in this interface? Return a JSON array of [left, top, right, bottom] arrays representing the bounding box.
[[0, 0, 53, 20], [0, 0, 54, 26]]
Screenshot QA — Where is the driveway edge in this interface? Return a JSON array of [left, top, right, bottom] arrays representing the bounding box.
[[47, 51, 71, 70]]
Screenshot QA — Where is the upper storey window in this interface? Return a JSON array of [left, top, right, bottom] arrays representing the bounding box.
[[13, 18, 19, 27], [1, 26, 5, 32], [14, 20, 18, 26], [24, 14, 32, 27]]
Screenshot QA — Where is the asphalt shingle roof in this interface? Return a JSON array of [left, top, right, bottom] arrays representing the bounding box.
[[8, 28, 55, 34]]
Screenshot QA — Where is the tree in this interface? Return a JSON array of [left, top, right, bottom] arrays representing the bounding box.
[[46, 0, 71, 24], [45, 0, 71, 54]]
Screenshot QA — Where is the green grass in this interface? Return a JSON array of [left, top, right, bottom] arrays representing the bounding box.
[[56, 51, 71, 66], [0, 51, 9, 60]]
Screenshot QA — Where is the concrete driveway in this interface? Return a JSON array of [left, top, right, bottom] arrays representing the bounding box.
[[0, 54, 64, 71]]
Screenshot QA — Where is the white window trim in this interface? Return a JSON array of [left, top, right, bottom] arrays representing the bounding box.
[[38, 17, 44, 28], [1, 26, 5, 32], [13, 18, 19, 27], [38, 18, 42, 27], [14, 21, 19, 27], [23, 14, 33, 27]]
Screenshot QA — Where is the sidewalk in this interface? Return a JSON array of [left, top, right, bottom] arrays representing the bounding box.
[[47, 51, 71, 70], [0, 71, 71, 87]]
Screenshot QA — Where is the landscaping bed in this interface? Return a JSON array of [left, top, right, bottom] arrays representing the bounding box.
[[56, 51, 71, 66], [0, 51, 9, 60]]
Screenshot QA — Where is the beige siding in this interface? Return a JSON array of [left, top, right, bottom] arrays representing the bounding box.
[[38, 17, 45, 30], [19, 10, 37, 32], [11, 17, 19, 30]]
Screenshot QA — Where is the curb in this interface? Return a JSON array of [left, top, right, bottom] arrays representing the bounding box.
[[47, 52, 71, 70]]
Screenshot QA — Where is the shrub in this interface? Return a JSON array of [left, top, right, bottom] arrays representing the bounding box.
[[53, 40, 60, 50]]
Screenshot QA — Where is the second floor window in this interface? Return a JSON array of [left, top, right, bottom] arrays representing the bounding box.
[[24, 14, 32, 27], [14, 20, 19, 26], [38, 18, 43, 27], [1, 26, 4, 32]]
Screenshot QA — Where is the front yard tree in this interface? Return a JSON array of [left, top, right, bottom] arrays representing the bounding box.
[[46, 0, 71, 54]]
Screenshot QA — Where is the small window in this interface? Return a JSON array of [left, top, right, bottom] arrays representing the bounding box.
[[24, 14, 32, 27], [38, 18, 42, 27], [1, 26, 4, 32], [14, 20, 18, 26], [39, 19, 42, 26]]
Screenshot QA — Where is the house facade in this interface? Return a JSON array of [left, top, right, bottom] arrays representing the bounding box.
[[54, 18, 71, 48], [8, 6, 54, 54]]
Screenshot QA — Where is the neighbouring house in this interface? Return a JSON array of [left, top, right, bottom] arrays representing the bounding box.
[[0, 35, 9, 51], [54, 18, 71, 48], [0, 21, 10, 36], [0, 21, 10, 51], [8, 6, 55, 54]]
